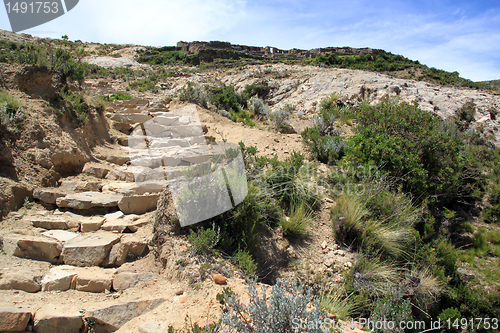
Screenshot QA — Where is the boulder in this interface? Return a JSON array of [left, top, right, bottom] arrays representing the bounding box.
[[213, 274, 227, 285], [86, 298, 166, 331], [112, 272, 156, 291], [0, 307, 32, 332], [118, 194, 159, 215], [34, 304, 84, 333], [3, 234, 62, 263], [75, 267, 114, 293], [62, 233, 121, 267], [41, 266, 78, 292], [33, 188, 66, 204], [104, 211, 125, 221], [79, 216, 105, 232], [56, 192, 123, 210], [82, 164, 111, 179], [0, 272, 42, 293], [100, 220, 133, 233]]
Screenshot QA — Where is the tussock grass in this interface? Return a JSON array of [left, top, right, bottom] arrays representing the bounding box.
[[280, 202, 313, 237]]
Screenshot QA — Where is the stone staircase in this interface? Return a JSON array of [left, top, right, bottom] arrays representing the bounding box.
[[0, 97, 245, 332]]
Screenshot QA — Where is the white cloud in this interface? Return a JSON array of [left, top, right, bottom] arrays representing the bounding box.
[[1, 1, 499, 81]]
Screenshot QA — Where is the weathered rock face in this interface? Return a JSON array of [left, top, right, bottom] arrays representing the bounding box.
[[86, 298, 166, 331], [3, 234, 62, 263], [62, 233, 121, 267], [15, 65, 57, 99], [0, 178, 32, 218], [34, 304, 84, 333], [0, 307, 32, 332]]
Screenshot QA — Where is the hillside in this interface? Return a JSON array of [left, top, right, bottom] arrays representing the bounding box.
[[0, 31, 500, 333]]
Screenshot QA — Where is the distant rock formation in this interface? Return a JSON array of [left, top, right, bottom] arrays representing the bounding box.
[[176, 41, 390, 62]]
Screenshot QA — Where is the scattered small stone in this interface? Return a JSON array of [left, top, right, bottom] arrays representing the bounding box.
[[213, 274, 227, 285], [325, 197, 334, 203], [320, 240, 328, 250], [179, 295, 188, 304], [324, 257, 335, 267], [175, 289, 184, 295]]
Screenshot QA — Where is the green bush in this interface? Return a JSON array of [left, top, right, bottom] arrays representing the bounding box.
[[260, 152, 321, 210], [232, 249, 257, 277], [251, 97, 270, 116], [187, 225, 220, 255], [244, 80, 271, 99], [179, 82, 208, 108], [208, 85, 247, 113]]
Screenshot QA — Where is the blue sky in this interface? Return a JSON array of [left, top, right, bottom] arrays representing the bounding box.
[[1, 0, 500, 81]]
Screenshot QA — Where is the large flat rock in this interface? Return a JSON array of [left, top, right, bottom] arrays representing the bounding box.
[[3, 234, 62, 264], [26, 216, 78, 230], [56, 192, 123, 210], [62, 233, 121, 267]]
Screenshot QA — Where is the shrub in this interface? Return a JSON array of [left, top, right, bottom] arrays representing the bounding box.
[[244, 80, 271, 99], [208, 85, 247, 113], [251, 97, 270, 116], [260, 152, 321, 209], [0, 92, 25, 127], [179, 82, 208, 108], [369, 287, 413, 333], [320, 286, 358, 319], [270, 109, 291, 132], [187, 225, 220, 255], [331, 181, 418, 258], [222, 278, 328, 332], [232, 249, 257, 278]]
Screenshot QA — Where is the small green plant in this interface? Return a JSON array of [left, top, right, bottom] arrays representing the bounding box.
[[23, 197, 33, 209], [187, 225, 220, 255], [232, 249, 257, 278]]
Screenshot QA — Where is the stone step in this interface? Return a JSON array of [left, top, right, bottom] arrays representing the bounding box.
[[3, 230, 149, 268], [56, 192, 123, 210], [0, 296, 165, 332]]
